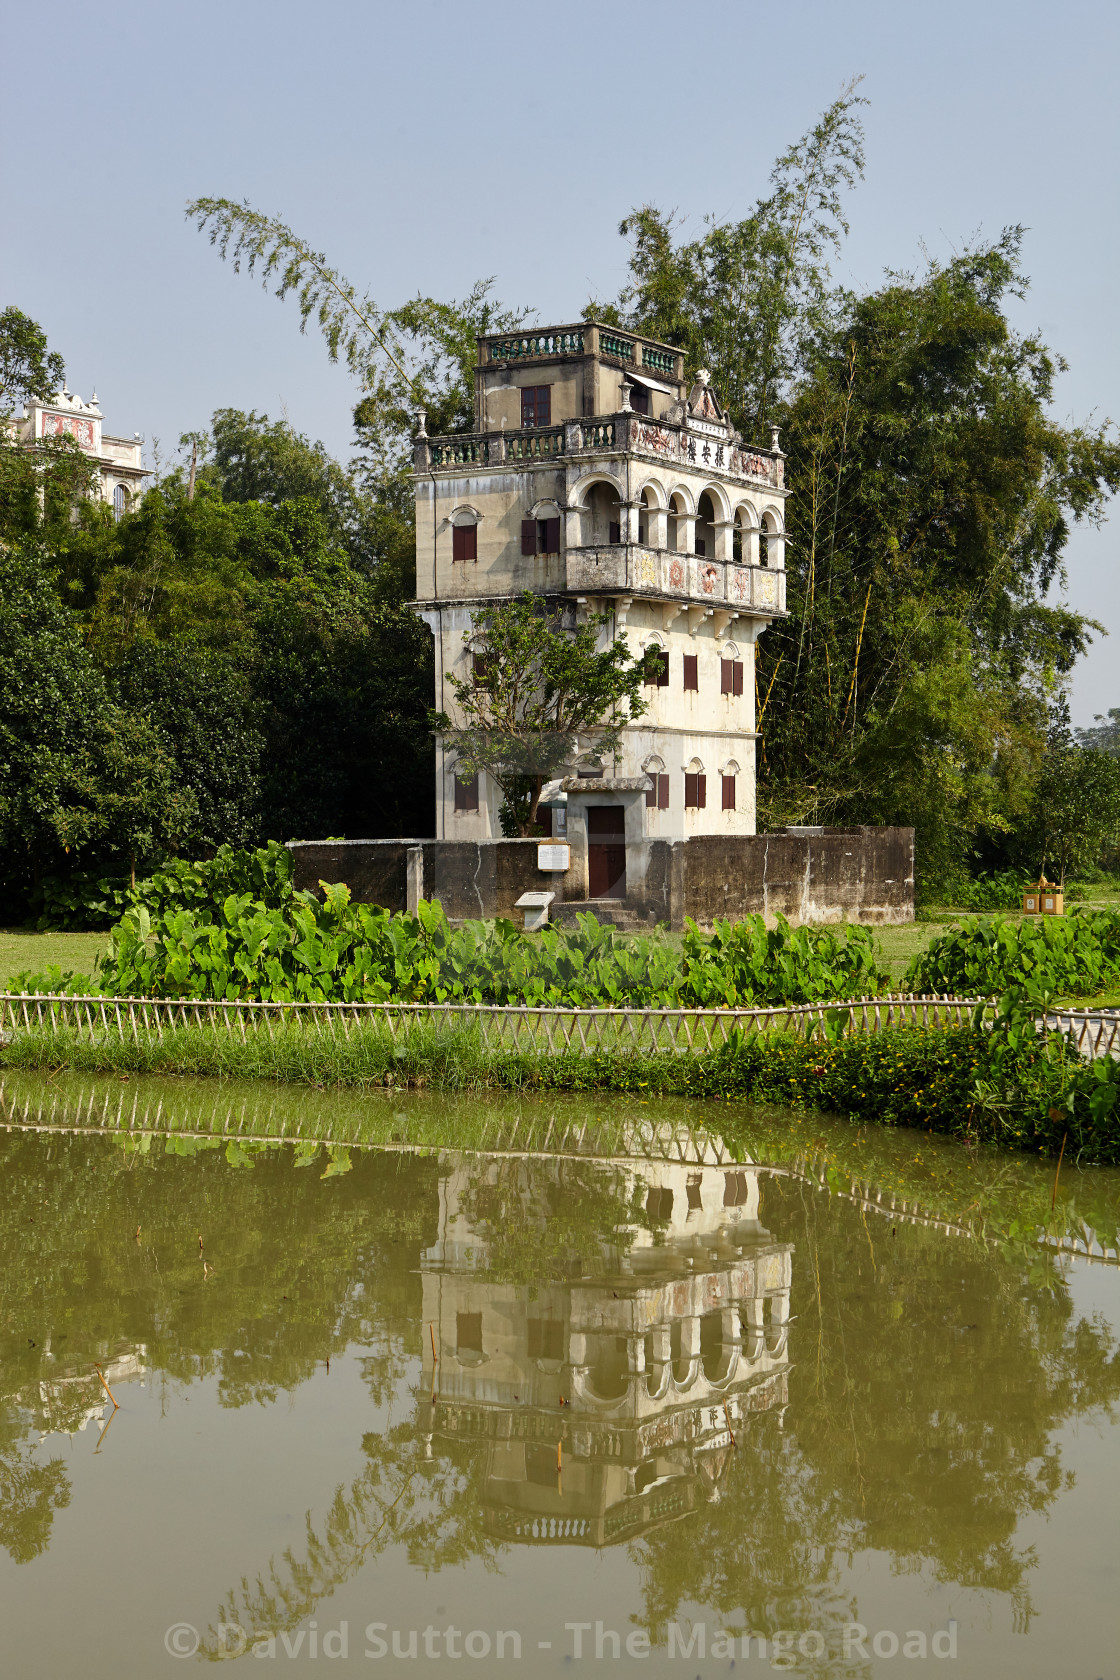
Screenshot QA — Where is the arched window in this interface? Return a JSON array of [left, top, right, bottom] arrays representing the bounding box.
[[587, 481, 622, 545], [695, 493, 716, 559], [733, 506, 753, 563], [451, 506, 481, 562], [113, 484, 128, 521], [669, 492, 689, 553], [638, 486, 657, 545]]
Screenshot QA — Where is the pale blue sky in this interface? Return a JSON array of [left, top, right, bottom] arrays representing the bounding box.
[[3, 0, 1117, 722]]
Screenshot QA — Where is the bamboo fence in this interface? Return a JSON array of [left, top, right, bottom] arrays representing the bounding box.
[[0, 990, 994, 1054], [1, 989, 1118, 1056]]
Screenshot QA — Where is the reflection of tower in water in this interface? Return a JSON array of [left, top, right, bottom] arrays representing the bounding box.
[[420, 1138, 792, 1547]]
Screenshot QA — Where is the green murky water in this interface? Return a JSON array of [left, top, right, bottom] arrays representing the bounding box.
[[1, 1074, 1119, 1678]]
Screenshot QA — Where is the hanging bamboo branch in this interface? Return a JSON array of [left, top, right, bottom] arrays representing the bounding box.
[[757, 655, 783, 727], [841, 583, 873, 729]]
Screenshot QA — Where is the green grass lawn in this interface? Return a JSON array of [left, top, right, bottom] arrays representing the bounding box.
[[0, 929, 105, 990]]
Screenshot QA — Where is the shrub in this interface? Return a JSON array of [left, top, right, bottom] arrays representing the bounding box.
[[11, 888, 887, 1008], [29, 843, 295, 932], [906, 909, 1120, 998]]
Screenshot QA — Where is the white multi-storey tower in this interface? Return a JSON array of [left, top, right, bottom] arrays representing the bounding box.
[[414, 322, 787, 903]]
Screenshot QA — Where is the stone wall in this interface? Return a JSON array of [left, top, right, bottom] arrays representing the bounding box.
[[289, 827, 913, 928]]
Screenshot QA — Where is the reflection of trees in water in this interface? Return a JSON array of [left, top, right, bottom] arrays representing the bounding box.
[[0, 1426, 70, 1565], [631, 1176, 1120, 1651], [0, 1131, 438, 1564], [201, 1430, 499, 1657], [454, 1156, 650, 1282], [1, 1122, 1119, 1657]]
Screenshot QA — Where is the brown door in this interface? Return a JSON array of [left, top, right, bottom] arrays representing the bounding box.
[[588, 806, 626, 899]]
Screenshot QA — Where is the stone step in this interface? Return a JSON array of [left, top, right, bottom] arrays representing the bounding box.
[[552, 899, 664, 933]]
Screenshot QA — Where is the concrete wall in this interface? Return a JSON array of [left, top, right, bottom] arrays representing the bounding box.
[[289, 826, 914, 928], [290, 837, 547, 924]]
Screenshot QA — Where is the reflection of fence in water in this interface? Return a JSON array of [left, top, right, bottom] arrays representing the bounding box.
[[3, 1074, 1117, 1267]]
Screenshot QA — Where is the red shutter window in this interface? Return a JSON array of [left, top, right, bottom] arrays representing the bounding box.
[[658, 773, 669, 810], [645, 777, 657, 808], [539, 517, 560, 554], [685, 773, 707, 809], [722, 774, 736, 811], [683, 654, 698, 692], [733, 660, 744, 696], [629, 383, 649, 415], [521, 519, 536, 556], [721, 659, 733, 694], [452, 523, 477, 562], [454, 774, 479, 812], [521, 386, 551, 427]]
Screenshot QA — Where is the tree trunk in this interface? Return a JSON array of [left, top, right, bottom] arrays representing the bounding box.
[[526, 774, 545, 835]]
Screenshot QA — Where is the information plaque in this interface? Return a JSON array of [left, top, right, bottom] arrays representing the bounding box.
[[537, 843, 570, 872]]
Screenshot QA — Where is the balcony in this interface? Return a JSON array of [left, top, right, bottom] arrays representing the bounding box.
[[564, 545, 785, 617], [421, 413, 783, 490]]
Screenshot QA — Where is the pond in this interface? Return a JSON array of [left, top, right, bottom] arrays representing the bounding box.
[[1, 1072, 1118, 1678]]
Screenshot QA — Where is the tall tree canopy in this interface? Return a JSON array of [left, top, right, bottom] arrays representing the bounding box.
[[593, 95, 1120, 886]]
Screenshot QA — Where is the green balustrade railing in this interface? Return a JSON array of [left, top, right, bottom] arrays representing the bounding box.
[[505, 428, 564, 461], [430, 437, 489, 467], [580, 421, 616, 449], [599, 332, 635, 362], [641, 345, 676, 374], [488, 331, 584, 361]]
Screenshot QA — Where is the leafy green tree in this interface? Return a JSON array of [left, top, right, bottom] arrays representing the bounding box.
[[597, 107, 1120, 892], [754, 236, 1120, 884], [253, 561, 433, 841], [111, 638, 262, 851], [0, 305, 65, 416], [1076, 707, 1120, 754], [436, 593, 657, 835], [0, 542, 194, 904], [1015, 743, 1120, 883]]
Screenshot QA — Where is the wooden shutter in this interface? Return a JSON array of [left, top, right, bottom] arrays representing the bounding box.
[[536, 385, 551, 426], [656, 650, 669, 687], [539, 516, 560, 553], [521, 519, 537, 556], [685, 773, 698, 808], [722, 774, 736, 810], [658, 773, 669, 810], [683, 654, 698, 691], [454, 775, 479, 812], [520, 388, 535, 428], [453, 523, 477, 562], [645, 777, 657, 808], [696, 774, 706, 808], [721, 659, 733, 694], [733, 660, 744, 696]]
